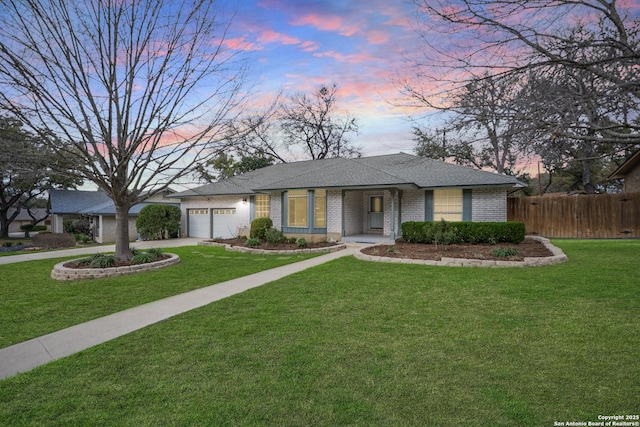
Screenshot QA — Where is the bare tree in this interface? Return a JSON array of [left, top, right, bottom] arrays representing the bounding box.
[[0, 0, 250, 259], [415, 73, 532, 176], [281, 84, 360, 160], [229, 84, 360, 162], [407, 0, 640, 145]]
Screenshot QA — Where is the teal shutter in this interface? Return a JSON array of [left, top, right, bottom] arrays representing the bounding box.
[[424, 190, 434, 221], [462, 189, 472, 221]]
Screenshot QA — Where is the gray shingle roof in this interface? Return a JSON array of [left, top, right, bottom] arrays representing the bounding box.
[[49, 190, 178, 215], [171, 153, 524, 198]]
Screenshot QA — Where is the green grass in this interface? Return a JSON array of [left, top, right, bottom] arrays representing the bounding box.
[[0, 240, 638, 426], [0, 246, 318, 348]]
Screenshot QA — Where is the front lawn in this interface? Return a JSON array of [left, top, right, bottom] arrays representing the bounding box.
[[0, 245, 318, 348], [0, 240, 638, 426]]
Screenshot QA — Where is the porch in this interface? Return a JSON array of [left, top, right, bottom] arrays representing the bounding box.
[[341, 233, 396, 244]]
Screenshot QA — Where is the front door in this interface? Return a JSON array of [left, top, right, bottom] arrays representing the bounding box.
[[368, 196, 384, 230]]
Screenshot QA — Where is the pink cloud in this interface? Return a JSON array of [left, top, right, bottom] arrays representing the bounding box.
[[258, 29, 301, 45], [223, 36, 261, 52], [290, 13, 359, 37], [367, 30, 389, 44], [313, 50, 377, 64]]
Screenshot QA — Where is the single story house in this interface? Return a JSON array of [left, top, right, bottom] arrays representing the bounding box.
[[49, 189, 179, 243], [6, 208, 50, 234], [609, 149, 640, 192], [169, 153, 525, 243]]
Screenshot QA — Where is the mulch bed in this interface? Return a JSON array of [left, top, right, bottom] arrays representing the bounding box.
[[360, 237, 553, 261], [208, 238, 339, 250], [63, 254, 172, 269]]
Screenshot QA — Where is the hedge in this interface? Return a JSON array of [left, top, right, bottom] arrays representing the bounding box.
[[401, 221, 525, 245]]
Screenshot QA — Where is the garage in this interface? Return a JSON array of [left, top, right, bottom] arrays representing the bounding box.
[[187, 208, 210, 238], [212, 208, 237, 239]]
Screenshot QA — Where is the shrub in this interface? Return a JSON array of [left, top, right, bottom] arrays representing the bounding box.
[[147, 248, 163, 258], [296, 238, 308, 248], [401, 221, 525, 245], [89, 254, 117, 268], [136, 204, 181, 240], [264, 227, 287, 244], [288, 237, 297, 244], [491, 247, 519, 257], [245, 238, 260, 247], [63, 218, 91, 236], [133, 252, 157, 264], [250, 217, 273, 240], [32, 233, 76, 249], [74, 233, 93, 244]]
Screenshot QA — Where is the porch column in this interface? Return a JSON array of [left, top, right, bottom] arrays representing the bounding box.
[[390, 189, 396, 240]]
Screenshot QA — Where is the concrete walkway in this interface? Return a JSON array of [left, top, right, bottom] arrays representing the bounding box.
[[0, 243, 363, 380], [0, 237, 202, 265]]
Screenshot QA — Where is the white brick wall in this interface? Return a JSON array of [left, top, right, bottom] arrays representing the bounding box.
[[472, 188, 508, 222], [269, 192, 282, 230], [343, 191, 363, 235], [400, 190, 425, 222], [326, 190, 342, 234]]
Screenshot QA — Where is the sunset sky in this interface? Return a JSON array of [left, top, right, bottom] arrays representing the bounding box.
[[224, 0, 426, 157]]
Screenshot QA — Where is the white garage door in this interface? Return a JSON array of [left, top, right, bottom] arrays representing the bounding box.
[[212, 208, 237, 239], [187, 209, 210, 238]]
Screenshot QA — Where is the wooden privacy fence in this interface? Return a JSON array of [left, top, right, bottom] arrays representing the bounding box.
[[507, 193, 640, 238]]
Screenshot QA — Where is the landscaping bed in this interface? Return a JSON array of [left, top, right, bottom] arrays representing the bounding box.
[[361, 236, 553, 261], [207, 238, 339, 251]]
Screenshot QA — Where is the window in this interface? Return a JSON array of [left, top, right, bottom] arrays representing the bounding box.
[[314, 190, 326, 228], [255, 194, 270, 218], [433, 189, 463, 221], [287, 190, 308, 227]]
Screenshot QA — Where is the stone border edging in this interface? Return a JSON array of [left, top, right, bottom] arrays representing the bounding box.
[[198, 241, 347, 255], [353, 236, 568, 267], [51, 253, 181, 281]]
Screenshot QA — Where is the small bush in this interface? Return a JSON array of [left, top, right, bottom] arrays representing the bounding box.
[[32, 233, 76, 249], [147, 248, 163, 259], [296, 238, 308, 248], [250, 217, 273, 240], [245, 238, 260, 247], [288, 237, 298, 244], [74, 233, 93, 244], [2, 242, 13, 247], [133, 252, 157, 264], [90, 254, 117, 268], [63, 218, 91, 236], [264, 227, 287, 244], [491, 247, 519, 258]]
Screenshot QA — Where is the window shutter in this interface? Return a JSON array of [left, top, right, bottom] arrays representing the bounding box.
[[425, 190, 434, 221], [249, 195, 255, 221], [462, 189, 472, 221]]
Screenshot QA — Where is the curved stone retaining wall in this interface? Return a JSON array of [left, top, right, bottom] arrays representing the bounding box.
[[198, 241, 347, 255], [354, 236, 568, 267], [51, 253, 181, 281]]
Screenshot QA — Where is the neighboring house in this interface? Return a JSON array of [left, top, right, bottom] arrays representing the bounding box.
[[49, 189, 179, 243], [169, 153, 525, 243], [609, 150, 640, 192], [7, 208, 50, 234]]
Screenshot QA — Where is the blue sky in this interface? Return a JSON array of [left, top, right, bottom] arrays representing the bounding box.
[[223, 0, 425, 156]]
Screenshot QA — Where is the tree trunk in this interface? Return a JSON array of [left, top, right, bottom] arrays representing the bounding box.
[[0, 217, 9, 238], [114, 204, 132, 261]]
